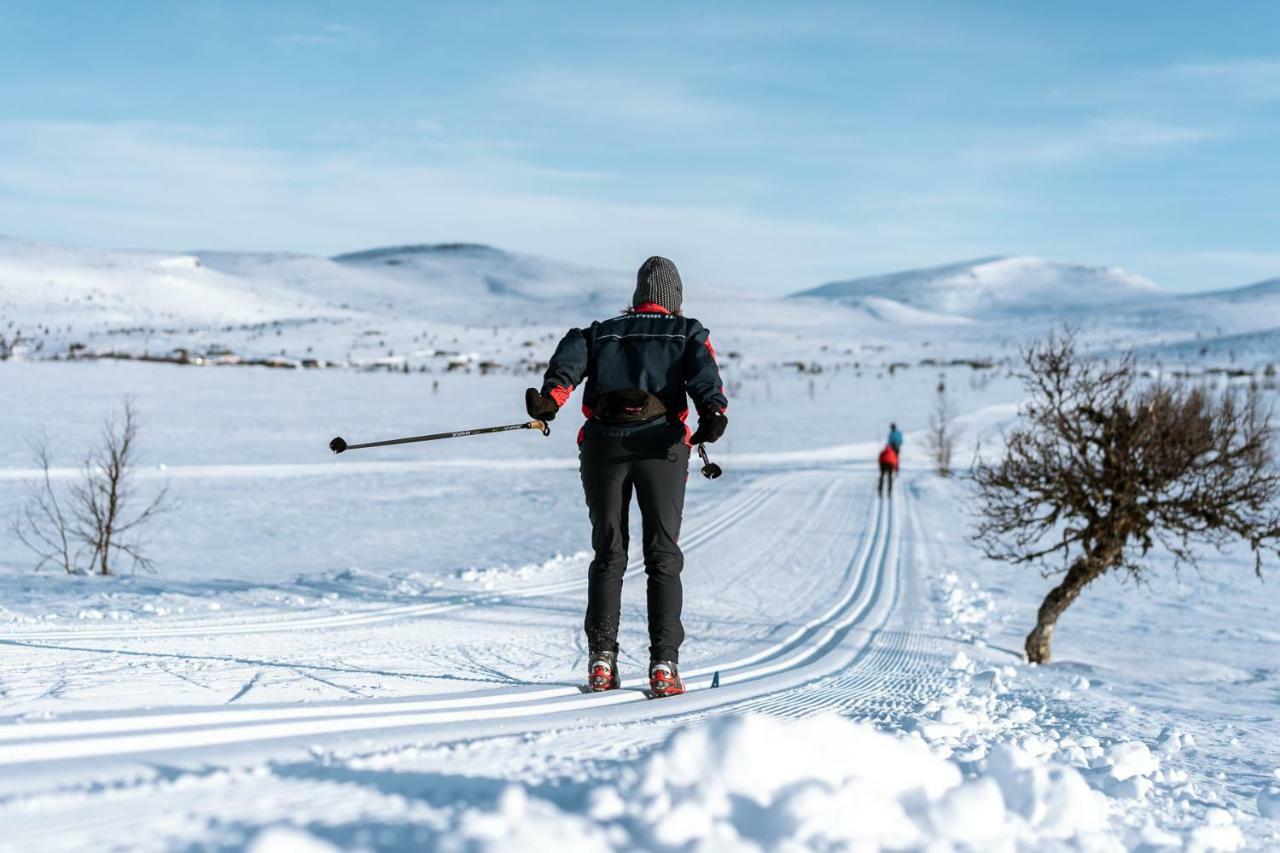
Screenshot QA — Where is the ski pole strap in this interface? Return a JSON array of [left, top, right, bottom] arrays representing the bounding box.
[[334, 420, 549, 453]]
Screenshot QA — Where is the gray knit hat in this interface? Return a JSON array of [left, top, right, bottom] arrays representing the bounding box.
[[633, 256, 683, 314]]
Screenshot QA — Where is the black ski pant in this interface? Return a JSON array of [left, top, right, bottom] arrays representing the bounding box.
[[579, 437, 690, 662], [878, 461, 895, 496]]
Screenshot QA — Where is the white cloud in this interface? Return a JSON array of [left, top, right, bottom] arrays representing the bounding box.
[[0, 120, 993, 294], [505, 69, 736, 130], [1053, 57, 1280, 109], [1170, 58, 1280, 100], [965, 117, 1218, 167], [275, 24, 373, 48]]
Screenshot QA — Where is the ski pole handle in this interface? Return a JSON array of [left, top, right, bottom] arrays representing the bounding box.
[[330, 419, 550, 454]]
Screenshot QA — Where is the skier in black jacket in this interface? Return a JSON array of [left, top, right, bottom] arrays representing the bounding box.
[[525, 256, 728, 697]]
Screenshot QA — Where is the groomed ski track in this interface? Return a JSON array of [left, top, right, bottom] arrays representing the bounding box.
[[0, 468, 959, 849], [0, 471, 787, 643], [0, 469, 947, 765]]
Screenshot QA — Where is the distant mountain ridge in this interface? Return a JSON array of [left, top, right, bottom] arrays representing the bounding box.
[[1197, 276, 1280, 300], [331, 243, 504, 263], [3, 235, 1279, 368], [792, 255, 1163, 318], [328, 242, 629, 310]]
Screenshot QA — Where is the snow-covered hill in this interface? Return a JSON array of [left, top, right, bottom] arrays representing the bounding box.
[[0, 238, 634, 365], [4, 235, 1280, 371], [0, 235, 627, 322], [792, 255, 1163, 317], [0, 236, 335, 328], [4, 235, 1280, 849], [0, 236, 984, 369], [330, 243, 630, 317]]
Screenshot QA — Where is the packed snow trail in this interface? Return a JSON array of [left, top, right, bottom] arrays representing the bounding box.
[[0, 467, 858, 722], [0, 467, 982, 853], [0, 469, 953, 773], [0, 473, 786, 643]]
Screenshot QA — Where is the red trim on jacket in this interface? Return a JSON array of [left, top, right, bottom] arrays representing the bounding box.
[[578, 402, 595, 445], [548, 384, 573, 408], [704, 336, 727, 411], [631, 302, 671, 314], [677, 407, 691, 446]]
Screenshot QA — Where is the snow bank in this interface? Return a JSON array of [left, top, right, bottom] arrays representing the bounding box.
[[1259, 771, 1280, 819], [433, 714, 1111, 850], [248, 826, 341, 852], [915, 478, 1271, 849], [456, 551, 589, 588]]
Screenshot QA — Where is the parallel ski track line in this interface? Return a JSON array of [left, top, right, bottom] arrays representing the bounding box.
[[0, 474, 895, 768], [446, 482, 952, 770], [0, 473, 788, 644], [734, 491, 951, 724]]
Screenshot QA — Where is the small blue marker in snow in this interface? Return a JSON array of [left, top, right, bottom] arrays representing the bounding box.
[[711, 671, 720, 688]]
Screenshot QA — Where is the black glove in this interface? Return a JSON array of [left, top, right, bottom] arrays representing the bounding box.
[[690, 407, 727, 445], [525, 387, 559, 421]]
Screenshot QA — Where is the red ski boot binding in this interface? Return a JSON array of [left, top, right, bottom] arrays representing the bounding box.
[[649, 660, 685, 697], [588, 650, 621, 692]]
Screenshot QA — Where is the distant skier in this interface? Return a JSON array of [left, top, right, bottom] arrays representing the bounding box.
[[878, 444, 899, 497], [525, 256, 728, 697], [887, 422, 904, 456]]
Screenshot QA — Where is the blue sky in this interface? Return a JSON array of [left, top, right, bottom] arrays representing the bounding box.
[[1, 1, 1277, 293]]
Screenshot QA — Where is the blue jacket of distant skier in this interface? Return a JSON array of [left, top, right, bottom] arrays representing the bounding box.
[[540, 303, 728, 444], [888, 428, 904, 451]]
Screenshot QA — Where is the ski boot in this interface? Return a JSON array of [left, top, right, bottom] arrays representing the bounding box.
[[649, 660, 685, 697], [587, 649, 621, 692]]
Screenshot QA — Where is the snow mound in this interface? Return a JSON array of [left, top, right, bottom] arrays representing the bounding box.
[[456, 551, 589, 589], [247, 826, 340, 853], [440, 714, 1112, 850], [793, 255, 1162, 317], [1259, 773, 1280, 819]]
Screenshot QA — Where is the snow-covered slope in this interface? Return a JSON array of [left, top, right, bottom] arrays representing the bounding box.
[[1082, 274, 1280, 367], [5, 235, 1280, 372], [0, 236, 332, 328], [0, 238, 634, 364], [792, 255, 1163, 317], [0, 236, 630, 328], [4, 235, 1280, 850], [331, 243, 629, 316]]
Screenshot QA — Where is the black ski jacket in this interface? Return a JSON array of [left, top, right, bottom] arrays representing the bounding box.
[[540, 305, 728, 444]]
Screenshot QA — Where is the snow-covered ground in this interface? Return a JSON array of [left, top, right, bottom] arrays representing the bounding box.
[[2, 236, 1279, 850]]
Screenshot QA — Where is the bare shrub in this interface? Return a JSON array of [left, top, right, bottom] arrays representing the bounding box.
[[12, 400, 173, 576], [11, 441, 77, 573], [972, 331, 1280, 663], [926, 379, 959, 477]]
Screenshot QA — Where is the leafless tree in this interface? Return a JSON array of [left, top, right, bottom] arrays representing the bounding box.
[[926, 378, 960, 477], [11, 441, 77, 573], [972, 331, 1280, 663], [12, 400, 173, 576]]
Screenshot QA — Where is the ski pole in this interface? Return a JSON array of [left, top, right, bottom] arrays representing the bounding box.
[[698, 444, 722, 479], [330, 419, 551, 454]]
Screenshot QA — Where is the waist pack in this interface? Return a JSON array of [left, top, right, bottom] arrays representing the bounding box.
[[593, 389, 669, 424]]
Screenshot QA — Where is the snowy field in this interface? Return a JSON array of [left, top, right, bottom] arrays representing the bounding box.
[[2, 238, 1279, 850]]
